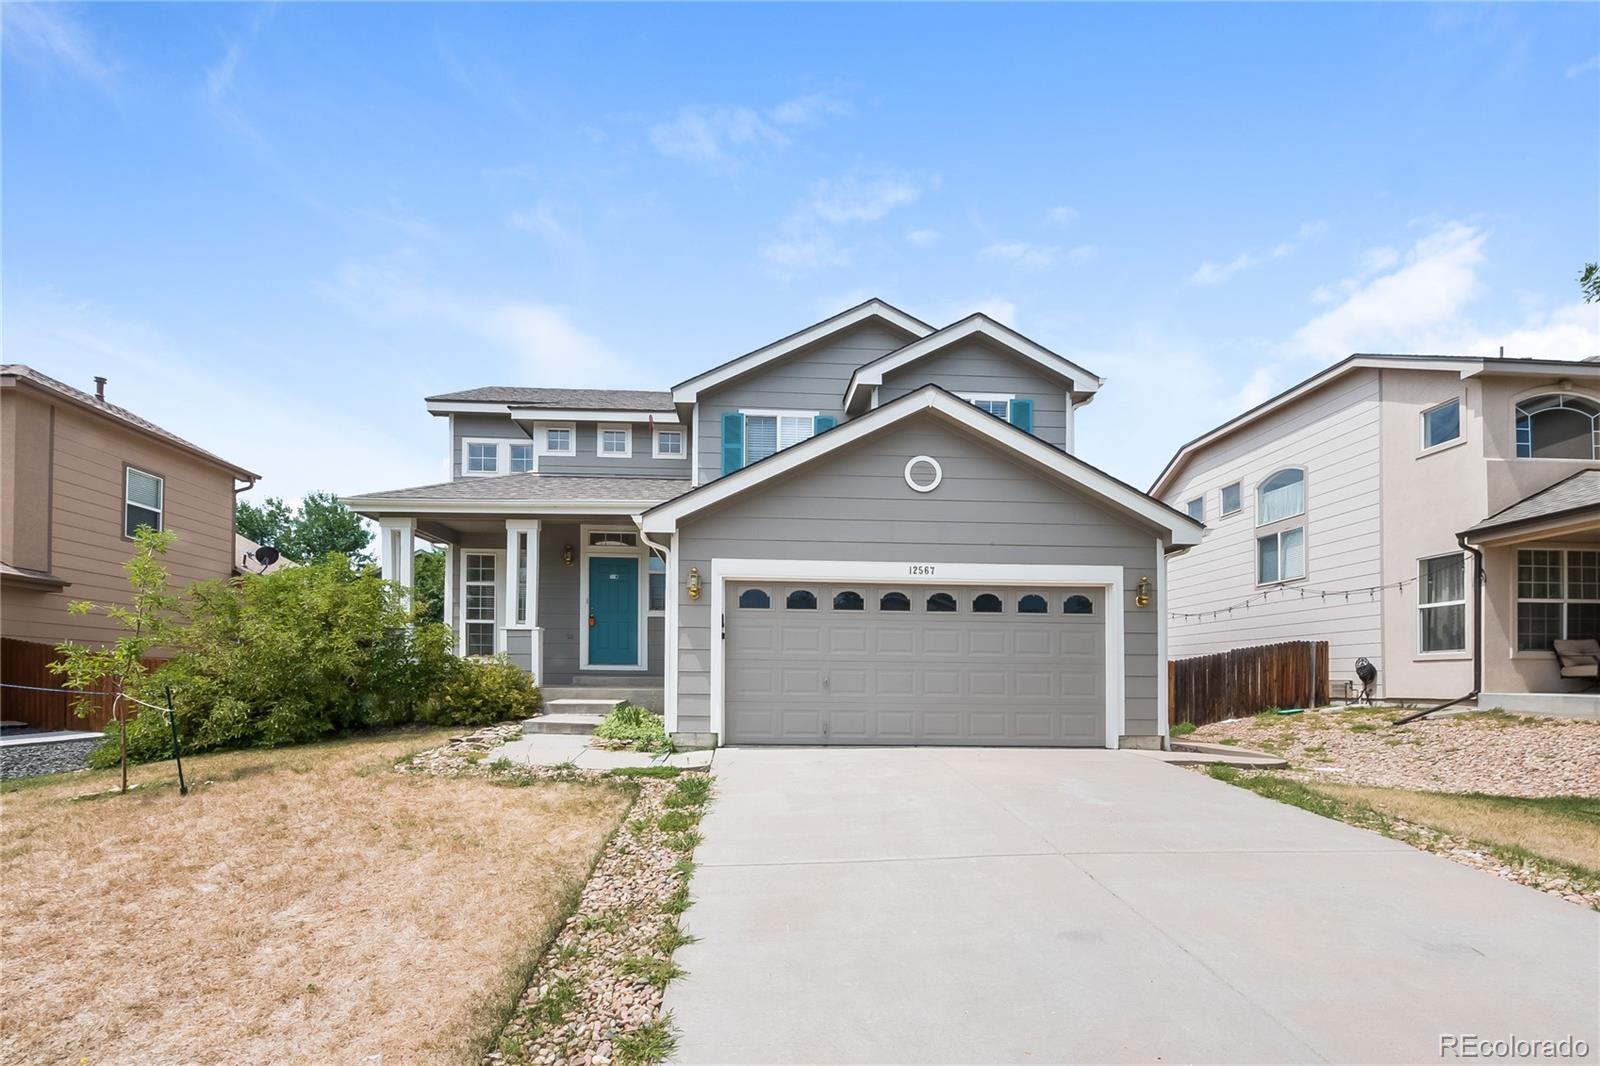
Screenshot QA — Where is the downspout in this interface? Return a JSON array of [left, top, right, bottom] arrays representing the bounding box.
[[1392, 530, 1482, 727]]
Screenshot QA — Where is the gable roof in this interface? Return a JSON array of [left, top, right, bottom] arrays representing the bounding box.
[[842, 315, 1103, 414], [1462, 469, 1600, 539], [671, 298, 934, 404], [1, 364, 258, 480], [641, 384, 1201, 546], [425, 386, 674, 411], [1150, 352, 1600, 497]]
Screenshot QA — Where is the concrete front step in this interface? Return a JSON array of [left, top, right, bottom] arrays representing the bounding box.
[[524, 712, 608, 736], [541, 686, 664, 711]]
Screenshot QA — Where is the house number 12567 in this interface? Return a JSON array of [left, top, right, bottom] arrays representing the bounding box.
[[909, 564, 936, 576]]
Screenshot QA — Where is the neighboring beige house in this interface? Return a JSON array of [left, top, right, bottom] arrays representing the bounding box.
[[0, 366, 258, 727], [1152, 353, 1599, 716]]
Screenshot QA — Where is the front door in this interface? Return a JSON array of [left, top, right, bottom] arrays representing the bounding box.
[[588, 556, 639, 665]]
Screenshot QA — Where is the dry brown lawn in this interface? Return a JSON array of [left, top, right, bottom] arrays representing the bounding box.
[[0, 729, 632, 1066]]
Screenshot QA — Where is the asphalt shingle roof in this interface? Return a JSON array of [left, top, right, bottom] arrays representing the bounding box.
[[346, 473, 691, 504], [1464, 470, 1600, 535], [426, 386, 675, 411]]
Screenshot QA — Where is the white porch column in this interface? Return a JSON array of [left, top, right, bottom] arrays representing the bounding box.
[[504, 520, 542, 679], [443, 545, 457, 653], [378, 518, 417, 603]]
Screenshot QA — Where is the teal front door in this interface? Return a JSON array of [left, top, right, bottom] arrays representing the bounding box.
[[588, 556, 639, 665]]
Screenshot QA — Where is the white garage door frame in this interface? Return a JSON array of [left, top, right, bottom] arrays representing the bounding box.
[[707, 559, 1126, 750]]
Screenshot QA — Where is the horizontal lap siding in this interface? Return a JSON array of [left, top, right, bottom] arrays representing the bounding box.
[[674, 415, 1162, 736], [538, 521, 582, 680], [878, 338, 1071, 451]]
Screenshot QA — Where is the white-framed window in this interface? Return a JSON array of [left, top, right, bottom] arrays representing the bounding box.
[[1257, 468, 1306, 525], [461, 438, 504, 476], [1185, 497, 1204, 522], [648, 553, 666, 613], [597, 424, 632, 458], [509, 443, 535, 473], [540, 423, 576, 456], [1257, 526, 1306, 585], [742, 410, 818, 464], [1421, 398, 1462, 451], [1418, 553, 1466, 653], [1220, 482, 1242, 517], [1515, 394, 1599, 460], [1516, 549, 1600, 651], [958, 393, 1013, 420], [124, 467, 164, 538], [463, 552, 498, 656], [653, 425, 684, 459]]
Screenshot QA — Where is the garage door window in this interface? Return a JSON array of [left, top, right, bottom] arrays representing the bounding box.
[[1063, 594, 1094, 614], [833, 590, 864, 611], [972, 593, 1003, 613], [927, 592, 957, 612], [880, 591, 911, 611], [1018, 593, 1048, 614], [738, 589, 770, 609], [786, 589, 818, 610]]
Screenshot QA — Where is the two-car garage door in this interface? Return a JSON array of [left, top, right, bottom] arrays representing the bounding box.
[[725, 583, 1107, 746]]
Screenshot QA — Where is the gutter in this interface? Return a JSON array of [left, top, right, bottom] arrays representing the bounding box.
[[1391, 530, 1483, 727]]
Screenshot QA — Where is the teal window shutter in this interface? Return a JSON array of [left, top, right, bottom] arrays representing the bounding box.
[[1008, 398, 1034, 433], [814, 414, 837, 435], [721, 412, 744, 475]]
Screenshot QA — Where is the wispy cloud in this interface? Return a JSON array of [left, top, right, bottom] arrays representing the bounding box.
[[977, 240, 1095, 271], [1566, 54, 1600, 78], [1, 3, 117, 91], [650, 91, 851, 172], [760, 171, 926, 276], [905, 228, 942, 247], [1191, 220, 1328, 285], [1045, 206, 1079, 227]]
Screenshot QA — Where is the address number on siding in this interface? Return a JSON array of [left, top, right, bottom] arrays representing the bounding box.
[[909, 564, 936, 576]]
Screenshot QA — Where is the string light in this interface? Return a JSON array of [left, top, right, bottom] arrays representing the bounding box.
[[1167, 576, 1420, 621]]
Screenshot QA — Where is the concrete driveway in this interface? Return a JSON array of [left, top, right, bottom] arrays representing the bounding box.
[[664, 747, 1599, 1064]]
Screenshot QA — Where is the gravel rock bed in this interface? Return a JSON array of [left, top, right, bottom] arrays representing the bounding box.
[[1382, 816, 1600, 909], [396, 726, 704, 1066], [1192, 707, 1600, 797]]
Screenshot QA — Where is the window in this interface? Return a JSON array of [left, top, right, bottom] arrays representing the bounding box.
[[648, 554, 665, 613], [515, 532, 530, 625], [926, 592, 957, 612], [972, 593, 1003, 613], [124, 467, 164, 537], [542, 425, 574, 455], [880, 591, 911, 611], [738, 588, 770, 609], [1422, 398, 1462, 450], [1018, 593, 1048, 614], [1062, 595, 1093, 614], [1418, 554, 1466, 653], [1257, 527, 1306, 584], [1185, 497, 1204, 522], [463, 553, 497, 656], [1515, 395, 1599, 460], [833, 590, 864, 611], [588, 531, 637, 548], [1517, 549, 1600, 651], [598, 424, 632, 458], [960, 394, 1012, 419], [509, 443, 535, 472], [786, 589, 817, 610], [465, 440, 499, 474], [653, 427, 684, 459], [1257, 469, 1305, 525], [743, 412, 816, 464], [1220, 483, 1242, 517]]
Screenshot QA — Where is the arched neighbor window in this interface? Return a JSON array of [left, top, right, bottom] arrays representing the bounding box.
[[880, 591, 911, 611], [972, 593, 1003, 613], [1257, 469, 1306, 525], [927, 592, 957, 612], [786, 589, 818, 610], [1063, 594, 1094, 614], [833, 590, 864, 611], [1018, 594, 1048, 614], [738, 589, 770, 609], [1516, 395, 1600, 460]]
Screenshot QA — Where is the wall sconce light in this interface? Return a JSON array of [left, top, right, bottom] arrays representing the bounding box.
[[1135, 576, 1151, 608], [687, 567, 702, 600], [563, 544, 574, 567]]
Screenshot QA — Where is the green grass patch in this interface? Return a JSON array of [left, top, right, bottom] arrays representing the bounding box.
[[656, 810, 702, 834], [663, 775, 713, 807], [619, 955, 683, 989], [1170, 721, 1197, 737], [1346, 722, 1379, 733], [607, 765, 681, 779], [614, 1017, 678, 1066], [594, 705, 671, 753]]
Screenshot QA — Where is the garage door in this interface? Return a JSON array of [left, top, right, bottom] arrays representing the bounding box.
[[725, 583, 1106, 746]]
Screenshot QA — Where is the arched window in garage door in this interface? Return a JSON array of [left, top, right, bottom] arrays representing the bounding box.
[[833, 590, 865, 611], [1017, 593, 1048, 614], [786, 589, 818, 610], [879, 591, 911, 611], [926, 592, 957, 612], [1063, 594, 1094, 614], [738, 589, 770, 609]]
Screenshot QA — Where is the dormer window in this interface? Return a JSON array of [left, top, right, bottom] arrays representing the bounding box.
[[598, 424, 632, 458], [463, 440, 500, 475], [961, 394, 1014, 419], [509, 444, 534, 472], [1515, 395, 1599, 460]]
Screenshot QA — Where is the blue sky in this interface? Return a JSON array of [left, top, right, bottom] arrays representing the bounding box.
[[5, 2, 1597, 502]]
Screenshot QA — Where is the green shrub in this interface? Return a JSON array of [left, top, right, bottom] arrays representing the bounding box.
[[594, 704, 669, 752], [1170, 721, 1197, 737], [421, 655, 542, 726]]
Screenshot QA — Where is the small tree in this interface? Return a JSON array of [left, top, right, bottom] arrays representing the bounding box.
[[50, 527, 182, 793], [1581, 263, 1599, 304], [413, 548, 445, 624], [236, 496, 294, 548], [235, 491, 373, 564]]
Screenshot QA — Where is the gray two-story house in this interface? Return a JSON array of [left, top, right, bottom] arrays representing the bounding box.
[[346, 300, 1201, 748]]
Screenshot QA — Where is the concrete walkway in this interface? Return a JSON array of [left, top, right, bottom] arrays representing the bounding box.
[[665, 747, 1599, 1064]]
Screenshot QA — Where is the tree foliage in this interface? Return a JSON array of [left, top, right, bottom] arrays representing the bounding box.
[[1582, 263, 1599, 304], [235, 491, 372, 564], [413, 548, 445, 624]]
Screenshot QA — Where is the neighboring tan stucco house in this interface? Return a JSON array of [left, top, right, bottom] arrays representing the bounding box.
[[0, 366, 259, 727], [346, 300, 1202, 749], [1152, 353, 1600, 716]]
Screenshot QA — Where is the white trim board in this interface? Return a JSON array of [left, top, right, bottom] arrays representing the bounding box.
[[707, 559, 1126, 750], [344, 498, 668, 517], [642, 386, 1202, 546], [511, 409, 679, 424]]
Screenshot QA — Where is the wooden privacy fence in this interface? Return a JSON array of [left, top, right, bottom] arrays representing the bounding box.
[[1, 637, 163, 732], [1168, 640, 1329, 729]]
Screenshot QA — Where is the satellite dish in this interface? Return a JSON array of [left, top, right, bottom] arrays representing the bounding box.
[[253, 545, 281, 568]]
